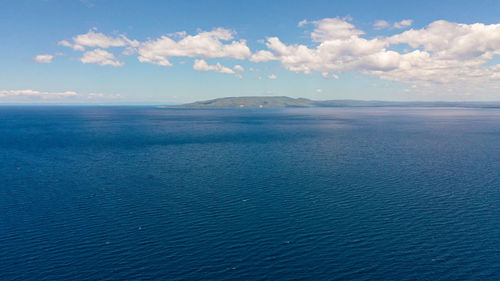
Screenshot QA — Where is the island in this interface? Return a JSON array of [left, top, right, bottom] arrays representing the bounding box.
[[165, 96, 500, 108]]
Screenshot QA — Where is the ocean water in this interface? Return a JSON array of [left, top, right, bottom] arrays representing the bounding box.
[[1, 106, 499, 280]]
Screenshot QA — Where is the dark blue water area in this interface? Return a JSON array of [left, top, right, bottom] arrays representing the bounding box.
[[0, 106, 499, 280]]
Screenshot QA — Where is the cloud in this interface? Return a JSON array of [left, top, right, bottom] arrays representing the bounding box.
[[374, 20, 390, 30], [374, 19, 413, 30], [250, 50, 277, 62], [259, 31, 387, 74], [0, 89, 78, 98], [298, 19, 308, 27], [315, 88, 323, 93], [48, 19, 500, 95], [80, 49, 124, 67], [250, 17, 500, 91], [58, 40, 76, 49], [389, 20, 500, 60], [58, 28, 251, 67], [58, 29, 138, 51], [267, 74, 277, 79], [87, 93, 122, 99], [34, 54, 54, 63], [0, 90, 127, 103], [234, 65, 244, 72], [193, 59, 238, 76], [379, 20, 500, 85], [138, 28, 251, 66], [311, 18, 364, 42], [393, 19, 413, 29], [321, 72, 340, 79], [87, 93, 104, 98]]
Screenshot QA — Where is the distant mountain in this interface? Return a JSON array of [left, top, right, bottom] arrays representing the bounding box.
[[167, 96, 500, 108], [170, 96, 315, 108]]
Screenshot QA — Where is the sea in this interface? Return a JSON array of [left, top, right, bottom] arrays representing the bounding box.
[[1, 106, 499, 280]]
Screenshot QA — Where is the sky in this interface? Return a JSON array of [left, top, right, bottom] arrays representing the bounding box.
[[1, 0, 500, 104]]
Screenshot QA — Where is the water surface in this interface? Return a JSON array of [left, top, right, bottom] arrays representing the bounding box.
[[1, 107, 499, 280]]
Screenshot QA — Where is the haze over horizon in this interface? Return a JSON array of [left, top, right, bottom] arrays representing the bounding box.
[[2, 0, 500, 104]]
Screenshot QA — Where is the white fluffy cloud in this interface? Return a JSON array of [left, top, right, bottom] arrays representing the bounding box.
[[378, 20, 500, 85], [310, 18, 364, 41], [58, 28, 251, 68], [58, 29, 134, 66], [251, 17, 500, 89], [267, 74, 277, 79], [80, 49, 124, 67], [250, 50, 277, 62], [193, 59, 244, 79], [51, 20, 500, 94], [34, 54, 54, 63], [389, 20, 500, 60], [0, 89, 78, 98], [58, 29, 138, 51], [259, 32, 388, 74], [138, 28, 251, 66]]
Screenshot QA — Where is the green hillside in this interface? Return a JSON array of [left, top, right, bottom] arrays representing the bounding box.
[[167, 96, 500, 108], [172, 96, 315, 108]]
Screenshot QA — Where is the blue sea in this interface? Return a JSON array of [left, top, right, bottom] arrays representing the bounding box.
[[1, 106, 499, 280]]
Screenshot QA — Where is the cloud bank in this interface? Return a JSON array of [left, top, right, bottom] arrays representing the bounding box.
[[0, 89, 78, 99], [0, 89, 126, 103], [253, 18, 500, 89], [52, 18, 500, 93]]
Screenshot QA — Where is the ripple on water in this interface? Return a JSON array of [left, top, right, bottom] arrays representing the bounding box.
[[0, 107, 499, 280]]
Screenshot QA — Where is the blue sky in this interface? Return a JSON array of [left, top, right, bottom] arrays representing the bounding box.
[[1, 0, 500, 104]]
